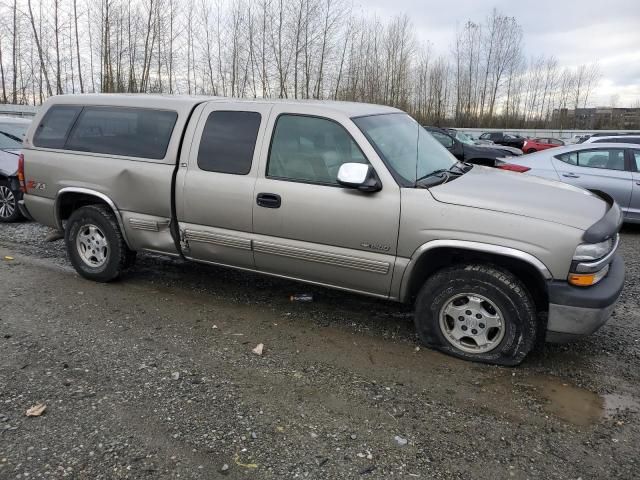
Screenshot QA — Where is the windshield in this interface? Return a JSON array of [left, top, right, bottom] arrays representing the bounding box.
[[353, 113, 457, 185], [0, 122, 28, 149]]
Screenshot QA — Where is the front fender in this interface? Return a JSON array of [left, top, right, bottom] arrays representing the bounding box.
[[398, 239, 552, 303]]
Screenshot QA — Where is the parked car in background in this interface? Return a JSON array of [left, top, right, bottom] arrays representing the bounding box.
[[444, 128, 523, 156], [479, 132, 525, 150], [0, 116, 31, 222], [573, 134, 592, 144], [522, 137, 565, 154], [583, 135, 640, 145], [424, 126, 516, 166], [20, 94, 624, 365], [501, 143, 640, 223]]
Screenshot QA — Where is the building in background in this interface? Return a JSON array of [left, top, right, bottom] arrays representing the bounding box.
[[552, 107, 640, 130]]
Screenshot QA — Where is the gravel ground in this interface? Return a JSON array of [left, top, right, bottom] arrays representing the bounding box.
[[1, 222, 639, 479]]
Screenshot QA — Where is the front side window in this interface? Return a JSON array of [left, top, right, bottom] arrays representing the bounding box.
[[353, 113, 456, 185], [197, 111, 262, 175], [65, 107, 178, 159], [33, 105, 82, 149], [557, 149, 625, 171], [633, 150, 640, 171], [267, 115, 368, 185]]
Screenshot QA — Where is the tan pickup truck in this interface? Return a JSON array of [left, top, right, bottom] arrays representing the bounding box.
[[19, 94, 624, 365]]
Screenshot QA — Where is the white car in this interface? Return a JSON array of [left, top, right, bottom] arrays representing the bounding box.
[[582, 135, 640, 145], [503, 142, 640, 223]]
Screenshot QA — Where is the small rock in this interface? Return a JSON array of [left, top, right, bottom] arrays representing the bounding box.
[[394, 435, 408, 446], [251, 432, 257, 439], [252, 343, 264, 356], [221, 463, 229, 472], [351, 434, 357, 440], [171, 372, 180, 381]]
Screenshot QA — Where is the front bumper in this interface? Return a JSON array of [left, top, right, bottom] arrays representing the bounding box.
[[546, 253, 625, 342]]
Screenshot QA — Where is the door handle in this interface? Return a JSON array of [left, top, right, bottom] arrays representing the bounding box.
[[562, 173, 580, 178], [635, 182, 640, 186], [256, 192, 281, 209]]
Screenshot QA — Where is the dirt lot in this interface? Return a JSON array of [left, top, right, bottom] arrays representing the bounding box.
[[1, 222, 639, 479]]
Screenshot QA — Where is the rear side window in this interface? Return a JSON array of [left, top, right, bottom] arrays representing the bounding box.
[[197, 111, 262, 175], [557, 149, 626, 171], [65, 107, 177, 159], [33, 105, 82, 149]]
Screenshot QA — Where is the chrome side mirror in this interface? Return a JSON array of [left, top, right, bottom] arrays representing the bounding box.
[[337, 163, 382, 193]]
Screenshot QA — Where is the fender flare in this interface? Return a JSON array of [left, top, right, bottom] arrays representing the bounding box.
[[399, 239, 553, 302], [54, 187, 131, 247]]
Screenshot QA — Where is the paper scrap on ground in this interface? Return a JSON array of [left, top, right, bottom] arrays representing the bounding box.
[[26, 404, 46, 417]]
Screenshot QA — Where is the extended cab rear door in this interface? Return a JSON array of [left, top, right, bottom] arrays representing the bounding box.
[[175, 102, 273, 269]]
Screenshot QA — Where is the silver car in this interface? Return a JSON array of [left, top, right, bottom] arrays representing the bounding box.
[[507, 143, 640, 223], [583, 135, 640, 145], [0, 116, 32, 222]]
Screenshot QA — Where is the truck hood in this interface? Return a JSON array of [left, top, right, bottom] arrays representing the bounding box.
[[429, 165, 607, 230]]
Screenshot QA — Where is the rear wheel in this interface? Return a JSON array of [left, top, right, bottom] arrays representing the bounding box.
[[414, 264, 538, 365], [0, 179, 22, 223], [65, 204, 134, 282]]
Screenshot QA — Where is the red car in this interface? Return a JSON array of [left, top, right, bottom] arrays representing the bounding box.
[[522, 137, 564, 154]]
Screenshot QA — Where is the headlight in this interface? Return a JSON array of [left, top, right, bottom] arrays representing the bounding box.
[[573, 238, 614, 262]]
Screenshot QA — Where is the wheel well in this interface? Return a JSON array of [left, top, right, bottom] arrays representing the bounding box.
[[57, 192, 111, 224], [404, 247, 549, 313]]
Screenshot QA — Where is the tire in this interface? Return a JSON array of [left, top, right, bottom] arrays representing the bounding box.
[[0, 179, 23, 223], [414, 264, 538, 366], [65, 204, 134, 282]]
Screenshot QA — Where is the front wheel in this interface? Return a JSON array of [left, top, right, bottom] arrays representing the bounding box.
[[414, 264, 538, 365], [0, 179, 23, 223], [65, 204, 134, 282]]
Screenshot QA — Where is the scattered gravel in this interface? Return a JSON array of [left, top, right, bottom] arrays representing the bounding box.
[[1, 221, 639, 479]]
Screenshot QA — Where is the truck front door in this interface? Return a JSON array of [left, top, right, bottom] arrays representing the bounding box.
[[251, 106, 400, 297]]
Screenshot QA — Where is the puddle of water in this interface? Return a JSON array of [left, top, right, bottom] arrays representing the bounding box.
[[532, 378, 603, 426], [522, 376, 640, 426]]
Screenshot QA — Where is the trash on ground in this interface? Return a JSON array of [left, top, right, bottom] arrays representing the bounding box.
[[234, 454, 258, 469], [394, 435, 408, 446], [290, 293, 313, 302], [26, 404, 46, 417], [4, 256, 14, 261], [252, 343, 264, 356]]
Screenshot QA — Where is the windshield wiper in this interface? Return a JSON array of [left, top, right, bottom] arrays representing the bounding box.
[[415, 162, 470, 186]]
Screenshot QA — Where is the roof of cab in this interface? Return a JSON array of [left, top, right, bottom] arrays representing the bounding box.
[[44, 94, 402, 118]]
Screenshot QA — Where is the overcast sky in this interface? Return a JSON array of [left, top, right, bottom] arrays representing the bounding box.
[[355, 0, 640, 106]]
